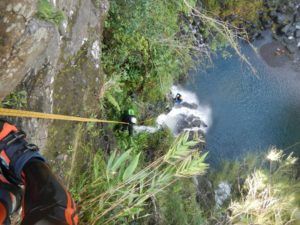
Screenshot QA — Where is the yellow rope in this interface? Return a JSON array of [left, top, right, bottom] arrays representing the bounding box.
[[0, 108, 128, 125]]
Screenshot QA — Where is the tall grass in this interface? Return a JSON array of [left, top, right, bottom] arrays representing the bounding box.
[[72, 132, 208, 224], [228, 149, 300, 225]]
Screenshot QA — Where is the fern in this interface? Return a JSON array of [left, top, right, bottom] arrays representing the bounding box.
[[105, 93, 121, 112]]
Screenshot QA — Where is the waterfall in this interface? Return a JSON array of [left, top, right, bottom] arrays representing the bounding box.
[[156, 86, 212, 135], [134, 85, 212, 135]]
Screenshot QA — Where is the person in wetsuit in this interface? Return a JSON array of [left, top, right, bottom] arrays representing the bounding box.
[[122, 109, 137, 136], [0, 119, 78, 225], [174, 93, 183, 104]]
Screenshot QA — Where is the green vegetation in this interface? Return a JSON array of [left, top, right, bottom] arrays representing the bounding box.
[[67, 0, 257, 224], [0, 36, 4, 46], [72, 132, 208, 225], [203, 0, 264, 25], [208, 148, 300, 225], [101, 0, 198, 118], [229, 149, 299, 225], [36, 0, 64, 25], [64, 0, 283, 224], [100, 0, 254, 122], [0, 90, 27, 109], [158, 180, 206, 225]]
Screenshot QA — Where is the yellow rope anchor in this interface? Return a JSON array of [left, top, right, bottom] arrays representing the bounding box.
[[0, 108, 128, 125]]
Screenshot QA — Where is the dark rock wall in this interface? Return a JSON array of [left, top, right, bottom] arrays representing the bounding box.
[[0, 0, 109, 183]]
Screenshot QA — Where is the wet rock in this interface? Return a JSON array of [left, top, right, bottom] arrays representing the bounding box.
[[0, 18, 60, 103], [295, 30, 300, 38], [283, 35, 296, 45], [0, 0, 109, 158], [251, 32, 263, 41], [286, 42, 298, 53], [224, 14, 238, 22], [59, 19, 68, 36], [194, 176, 215, 213], [179, 102, 198, 109], [175, 117, 189, 133], [215, 182, 231, 208], [276, 14, 288, 25], [56, 154, 68, 161], [281, 24, 291, 34], [269, 10, 278, 20], [65, 0, 102, 56], [295, 13, 300, 22], [261, 18, 273, 29], [174, 113, 208, 135]]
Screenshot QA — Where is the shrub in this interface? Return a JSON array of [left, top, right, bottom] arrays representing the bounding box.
[[102, 0, 198, 108], [1, 90, 27, 109], [72, 132, 208, 224], [36, 0, 64, 25], [158, 180, 206, 225]]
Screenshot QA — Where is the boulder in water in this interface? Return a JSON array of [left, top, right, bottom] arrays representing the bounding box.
[[286, 42, 297, 53], [174, 113, 208, 134], [215, 182, 231, 208], [261, 18, 273, 29], [178, 102, 198, 109], [276, 14, 288, 25], [281, 24, 292, 34]]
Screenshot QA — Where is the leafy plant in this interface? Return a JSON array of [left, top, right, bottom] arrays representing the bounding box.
[[1, 90, 27, 109], [73, 132, 208, 225], [102, 0, 200, 109], [158, 180, 206, 225], [36, 0, 65, 25]]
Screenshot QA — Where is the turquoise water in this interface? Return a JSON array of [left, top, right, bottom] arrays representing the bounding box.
[[185, 43, 300, 163]]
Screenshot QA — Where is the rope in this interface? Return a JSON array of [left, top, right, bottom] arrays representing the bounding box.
[[0, 108, 129, 125]]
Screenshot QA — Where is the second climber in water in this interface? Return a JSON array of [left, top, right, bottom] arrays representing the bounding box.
[[174, 93, 183, 105]]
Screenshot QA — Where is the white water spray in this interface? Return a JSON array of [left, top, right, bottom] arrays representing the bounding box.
[[133, 125, 159, 134], [157, 86, 212, 135], [134, 86, 212, 135]]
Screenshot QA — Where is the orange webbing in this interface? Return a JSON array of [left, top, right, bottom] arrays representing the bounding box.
[[0, 123, 17, 141], [65, 192, 78, 225], [0, 202, 7, 224]]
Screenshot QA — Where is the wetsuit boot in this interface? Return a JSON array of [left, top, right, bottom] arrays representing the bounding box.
[[0, 174, 22, 225], [0, 120, 78, 225]]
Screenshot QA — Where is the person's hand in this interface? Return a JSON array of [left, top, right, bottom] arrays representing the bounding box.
[[0, 119, 44, 185]]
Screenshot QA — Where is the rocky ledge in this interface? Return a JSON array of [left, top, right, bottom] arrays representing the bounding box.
[[267, 0, 300, 54], [225, 0, 300, 54]]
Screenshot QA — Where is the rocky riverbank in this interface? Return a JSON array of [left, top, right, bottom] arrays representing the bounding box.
[[224, 0, 300, 54], [182, 0, 300, 59], [267, 0, 300, 54]]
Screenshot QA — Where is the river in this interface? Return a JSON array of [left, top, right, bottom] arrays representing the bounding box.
[[182, 37, 300, 163]]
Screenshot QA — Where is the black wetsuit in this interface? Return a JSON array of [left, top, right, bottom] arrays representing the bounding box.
[[0, 159, 78, 225], [0, 120, 78, 225]]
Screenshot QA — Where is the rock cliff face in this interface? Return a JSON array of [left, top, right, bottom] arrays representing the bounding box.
[[0, 0, 109, 183]]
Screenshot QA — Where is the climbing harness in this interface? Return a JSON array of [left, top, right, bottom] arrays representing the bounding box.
[[0, 108, 129, 125]]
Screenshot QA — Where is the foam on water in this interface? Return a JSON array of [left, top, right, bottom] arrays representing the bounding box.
[[133, 125, 159, 133], [156, 86, 212, 134], [134, 86, 212, 135]]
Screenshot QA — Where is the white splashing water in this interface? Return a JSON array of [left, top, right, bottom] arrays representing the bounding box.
[[134, 86, 212, 135], [157, 86, 212, 135], [133, 125, 159, 133]]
